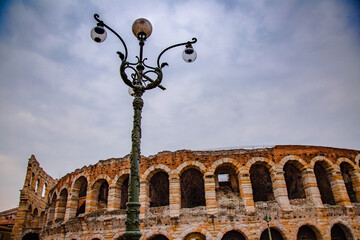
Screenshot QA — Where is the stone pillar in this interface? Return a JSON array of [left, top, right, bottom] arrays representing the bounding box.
[[30, 173, 36, 192], [54, 199, 62, 221], [204, 173, 218, 215], [139, 180, 148, 219], [11, 197, 28, 240], [238, 169, 255, 211], [169, 174, 181, 217], [301, 168, 323, 207], [351, 170, 360, 202], [46, 203, 56, 225], [54, 194, 67, 221], [38, 180, 44, 197], [331, 170, 352, 207], [270, 168, 292, 211], [64, 193, 77, 221], [24, 166, 33, 188], [107, 185, 120, 211], [85, 188, 96, 213]]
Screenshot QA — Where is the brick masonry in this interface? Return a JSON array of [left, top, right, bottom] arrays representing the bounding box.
[[11, 145, 360, 240]]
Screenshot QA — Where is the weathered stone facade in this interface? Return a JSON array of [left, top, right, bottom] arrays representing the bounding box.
[[0, 207, 18, 240], [12, 145, 360, 240]]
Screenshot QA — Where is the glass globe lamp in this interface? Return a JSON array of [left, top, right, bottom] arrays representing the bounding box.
[[132, 18, 152, 39], [182, 44, 197, 63], [91, 26, 107, 43]]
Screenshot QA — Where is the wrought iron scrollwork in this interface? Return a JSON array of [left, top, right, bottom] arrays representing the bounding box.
[[157, 37, 197, 68], [93, 14, 196, 92]]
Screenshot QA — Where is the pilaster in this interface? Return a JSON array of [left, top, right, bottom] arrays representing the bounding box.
[[302, 168, 323, 207], [204, 173, 218, 215], [270, 169, 292, 211], [169, 174, 181, 217], [239, 169, 255, 211]]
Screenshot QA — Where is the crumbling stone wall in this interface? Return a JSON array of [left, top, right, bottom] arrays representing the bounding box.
[[12, 146, 360, 240], [11, 155, 56, 240]]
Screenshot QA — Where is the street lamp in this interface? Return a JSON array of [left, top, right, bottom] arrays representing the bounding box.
[[90, 14, 197, 240]]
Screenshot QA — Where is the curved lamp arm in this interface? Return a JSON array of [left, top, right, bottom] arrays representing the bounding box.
[[157, 38, 197, 68], [94, 14, 129, 61]]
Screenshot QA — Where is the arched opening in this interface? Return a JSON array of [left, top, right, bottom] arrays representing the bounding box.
[[42, 183, 47, 197], [340, 162, 357, 203], [215, 164, 241, 208], [284, 161, 306, 200], [297, 225, 318, 240], [22, 233, 40, 240], [92, 179, 109, 210], [72, 176, 87, 216], [331, 224, 351, 240], [215, 165, 239, 191], [149, 171, 169, 207], [55, 188, 68, 221], [314, 161, 335, 205], [222, 230, 246, 240], [184, 232, 206, 240], [250, 163, 274, 202], [120, 175, 129, 209], [260, 228, 284, 240], [181, 168, 206, 208], [33, 208, 38, 217], [99, 181, 109, 209], [149, 235, 169, 240]]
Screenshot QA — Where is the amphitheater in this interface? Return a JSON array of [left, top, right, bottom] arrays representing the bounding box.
[[11, 145, 360, 240]]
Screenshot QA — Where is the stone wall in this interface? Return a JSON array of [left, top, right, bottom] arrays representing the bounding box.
[[12, 145, 360, 240], [11, 155, 56, 240]]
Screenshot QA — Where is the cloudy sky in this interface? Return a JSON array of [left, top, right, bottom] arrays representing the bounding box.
[[0, 0, 359, 211]]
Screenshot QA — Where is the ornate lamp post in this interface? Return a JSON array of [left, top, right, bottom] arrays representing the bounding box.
[[90, 14, 197, 240]]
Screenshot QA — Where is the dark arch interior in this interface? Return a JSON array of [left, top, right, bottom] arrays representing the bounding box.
[[340, 162, 357, 203], [331, 224, 348, 240], [284, 162, 306, 199], [75, 177, 88, 216], [76, 202, 85, 216], [250, 164, 274, 202], [79, 179, 87, 198], [22, 233, 40, 240], [120, 175, 129, 209], [181, 168, 206, 208], [149, 171, 169, 207], [314, 162, 335, 205], [297, 226, 318, 240], [222, 230, 246, 240], [150, 235, 169, 240], [260, 228, 284, 240], [98, 180, 109, 208]]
